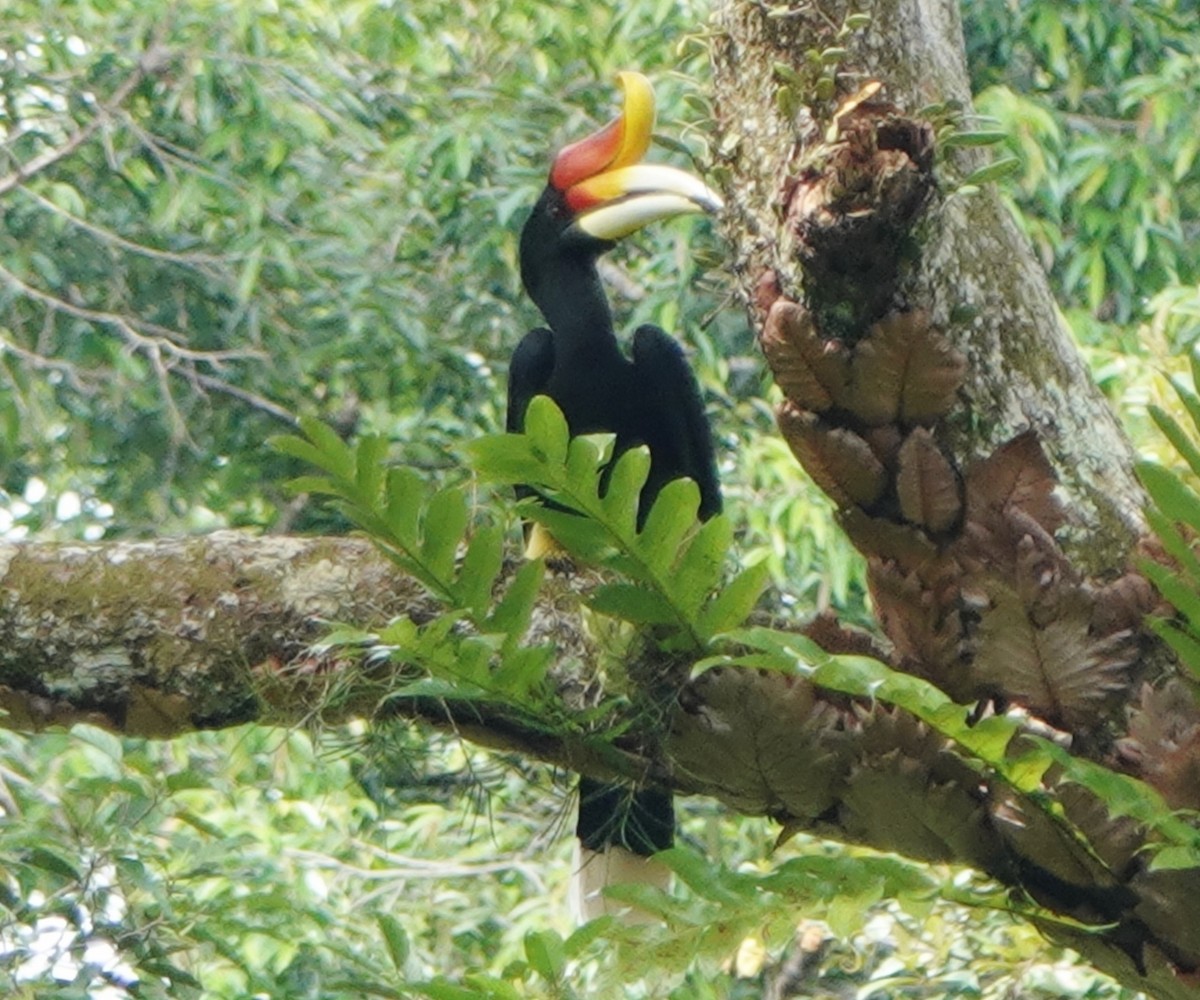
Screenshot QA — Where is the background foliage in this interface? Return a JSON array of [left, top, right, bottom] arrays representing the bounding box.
[[2, 0, 1198, 995]]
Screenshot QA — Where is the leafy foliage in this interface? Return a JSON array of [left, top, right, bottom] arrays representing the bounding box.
[[1139, 352, 1200, 682], [471, 396, 769, 648], [968, 0, 1200, 330]]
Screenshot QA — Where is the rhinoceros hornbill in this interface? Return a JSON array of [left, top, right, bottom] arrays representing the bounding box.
[[507, 71, 723, 921]]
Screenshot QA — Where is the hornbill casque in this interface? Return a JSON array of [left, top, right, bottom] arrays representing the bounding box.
[[508, 72, 723, 921]]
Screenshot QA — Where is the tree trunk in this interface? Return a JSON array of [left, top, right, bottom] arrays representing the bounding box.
[[702, 0, 1198, 994]]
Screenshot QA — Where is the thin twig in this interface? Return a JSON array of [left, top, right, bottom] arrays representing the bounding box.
[[0, 334, 94, 393], [0, 260, 263, 365], [15, 186, 230, 270], [190, 372, 298, 427], [0, 45, 171, 199]]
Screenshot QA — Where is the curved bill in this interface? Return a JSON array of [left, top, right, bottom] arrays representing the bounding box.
[[568, 164, 724, 241], [549, 71, 656, 192]]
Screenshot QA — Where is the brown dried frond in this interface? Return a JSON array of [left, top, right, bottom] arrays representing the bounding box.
[[1121, 681, 1200, 809], [761, 299, 851, 412], [896, 428, 963, 534], [847, 311, 967, 425], [964, 431, 1065, 537], [777, 402, 886, 508]]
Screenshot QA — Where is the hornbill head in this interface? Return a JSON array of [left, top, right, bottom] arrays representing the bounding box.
[[519, 71, 723, 302]]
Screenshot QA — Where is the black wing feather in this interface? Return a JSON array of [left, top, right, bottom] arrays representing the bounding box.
[[629, 324, 722, 521]]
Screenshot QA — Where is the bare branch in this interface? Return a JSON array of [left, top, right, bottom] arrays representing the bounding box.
[[190, 372, 299, 427], [0, 260, 263, 366], [14, 186, 231, 271]]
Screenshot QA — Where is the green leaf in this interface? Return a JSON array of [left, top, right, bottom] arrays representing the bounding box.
[[961, 155, 1022, 186], [1144, 509, 1200, 585], [298, 416, 355, 479], [600, 447, 651, 537], [487, 560, 545, 647], [385, 467, 425, 548], [421, 486, 469, 584], [270, 434, 339, 477], [591, 582, 680, 626], [354, 434, 389, 503], [1147, 845, 1200, 872], [467, 433, 539, 484], [1143, 562, 1200, 628], [563, 916, 616, 957], [522, 395, 569, 466], [491, 645, 552, 701], [672, 516, 733, 617], [1172, 375, 1200, 444], [458, 524, 504, 618], [1137, 461, 1200, 536], [636, 477, 700, 574], [24, 847, 81, 881], [659, 846, 755, 905], [377, 914, 409, 972], [1148, 619, 1200, 681], [563, 435, 605, 496], [415, 981, 481, 1000], [1149, 405, 1200, 479], [283, 474, 340, 497], [524, 505, 612, 563], [523, 929, 565, 982], [941, 129, 1009, 147], [697, 560, 771, 640]]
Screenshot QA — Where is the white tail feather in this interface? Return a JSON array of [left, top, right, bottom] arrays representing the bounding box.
[[570, 841, 671, 925]]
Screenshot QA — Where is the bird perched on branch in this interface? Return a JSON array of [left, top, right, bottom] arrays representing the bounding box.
[[507, 71, 723, 921]]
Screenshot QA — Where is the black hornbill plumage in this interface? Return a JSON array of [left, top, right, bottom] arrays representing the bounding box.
[[508, 72, 723, 920]]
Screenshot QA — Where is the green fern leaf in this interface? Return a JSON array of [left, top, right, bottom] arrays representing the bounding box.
[[458, 524, 504, 618], [491, 645, 553, 702], [599, 447, 650, 537], [297, 415, 356, 479], [1149, 619, 1200, 682], [420, 487, 469, 584], [1150, 405, 1200, 480], [270, 434, 342, 477], [283, 474, 340, 497], [563, 435, 606, 496], [522, 395, 570, 466], [590, 582, 679, 626], [636, 477, 700, 575], [1145, 508, 1200, 585], [384, 467, 425, 549], [674, 516, 734, 614], [523, 505, 612, 563], [467, 433, 539, 483], [1137, 461, 1200, 535], [1174, 372, 1200, 441], [486, 560, 545, 649], [354, 434, 389, 502], [696, 559, 771, 640]]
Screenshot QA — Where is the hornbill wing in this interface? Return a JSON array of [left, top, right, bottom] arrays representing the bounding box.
[[507, 327, 560, 559], [630, 324, 723, 522], [507, 326, 555, 434]]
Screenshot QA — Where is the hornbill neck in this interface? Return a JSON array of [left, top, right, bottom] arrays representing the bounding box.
[[535, 254, 624, 367]]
